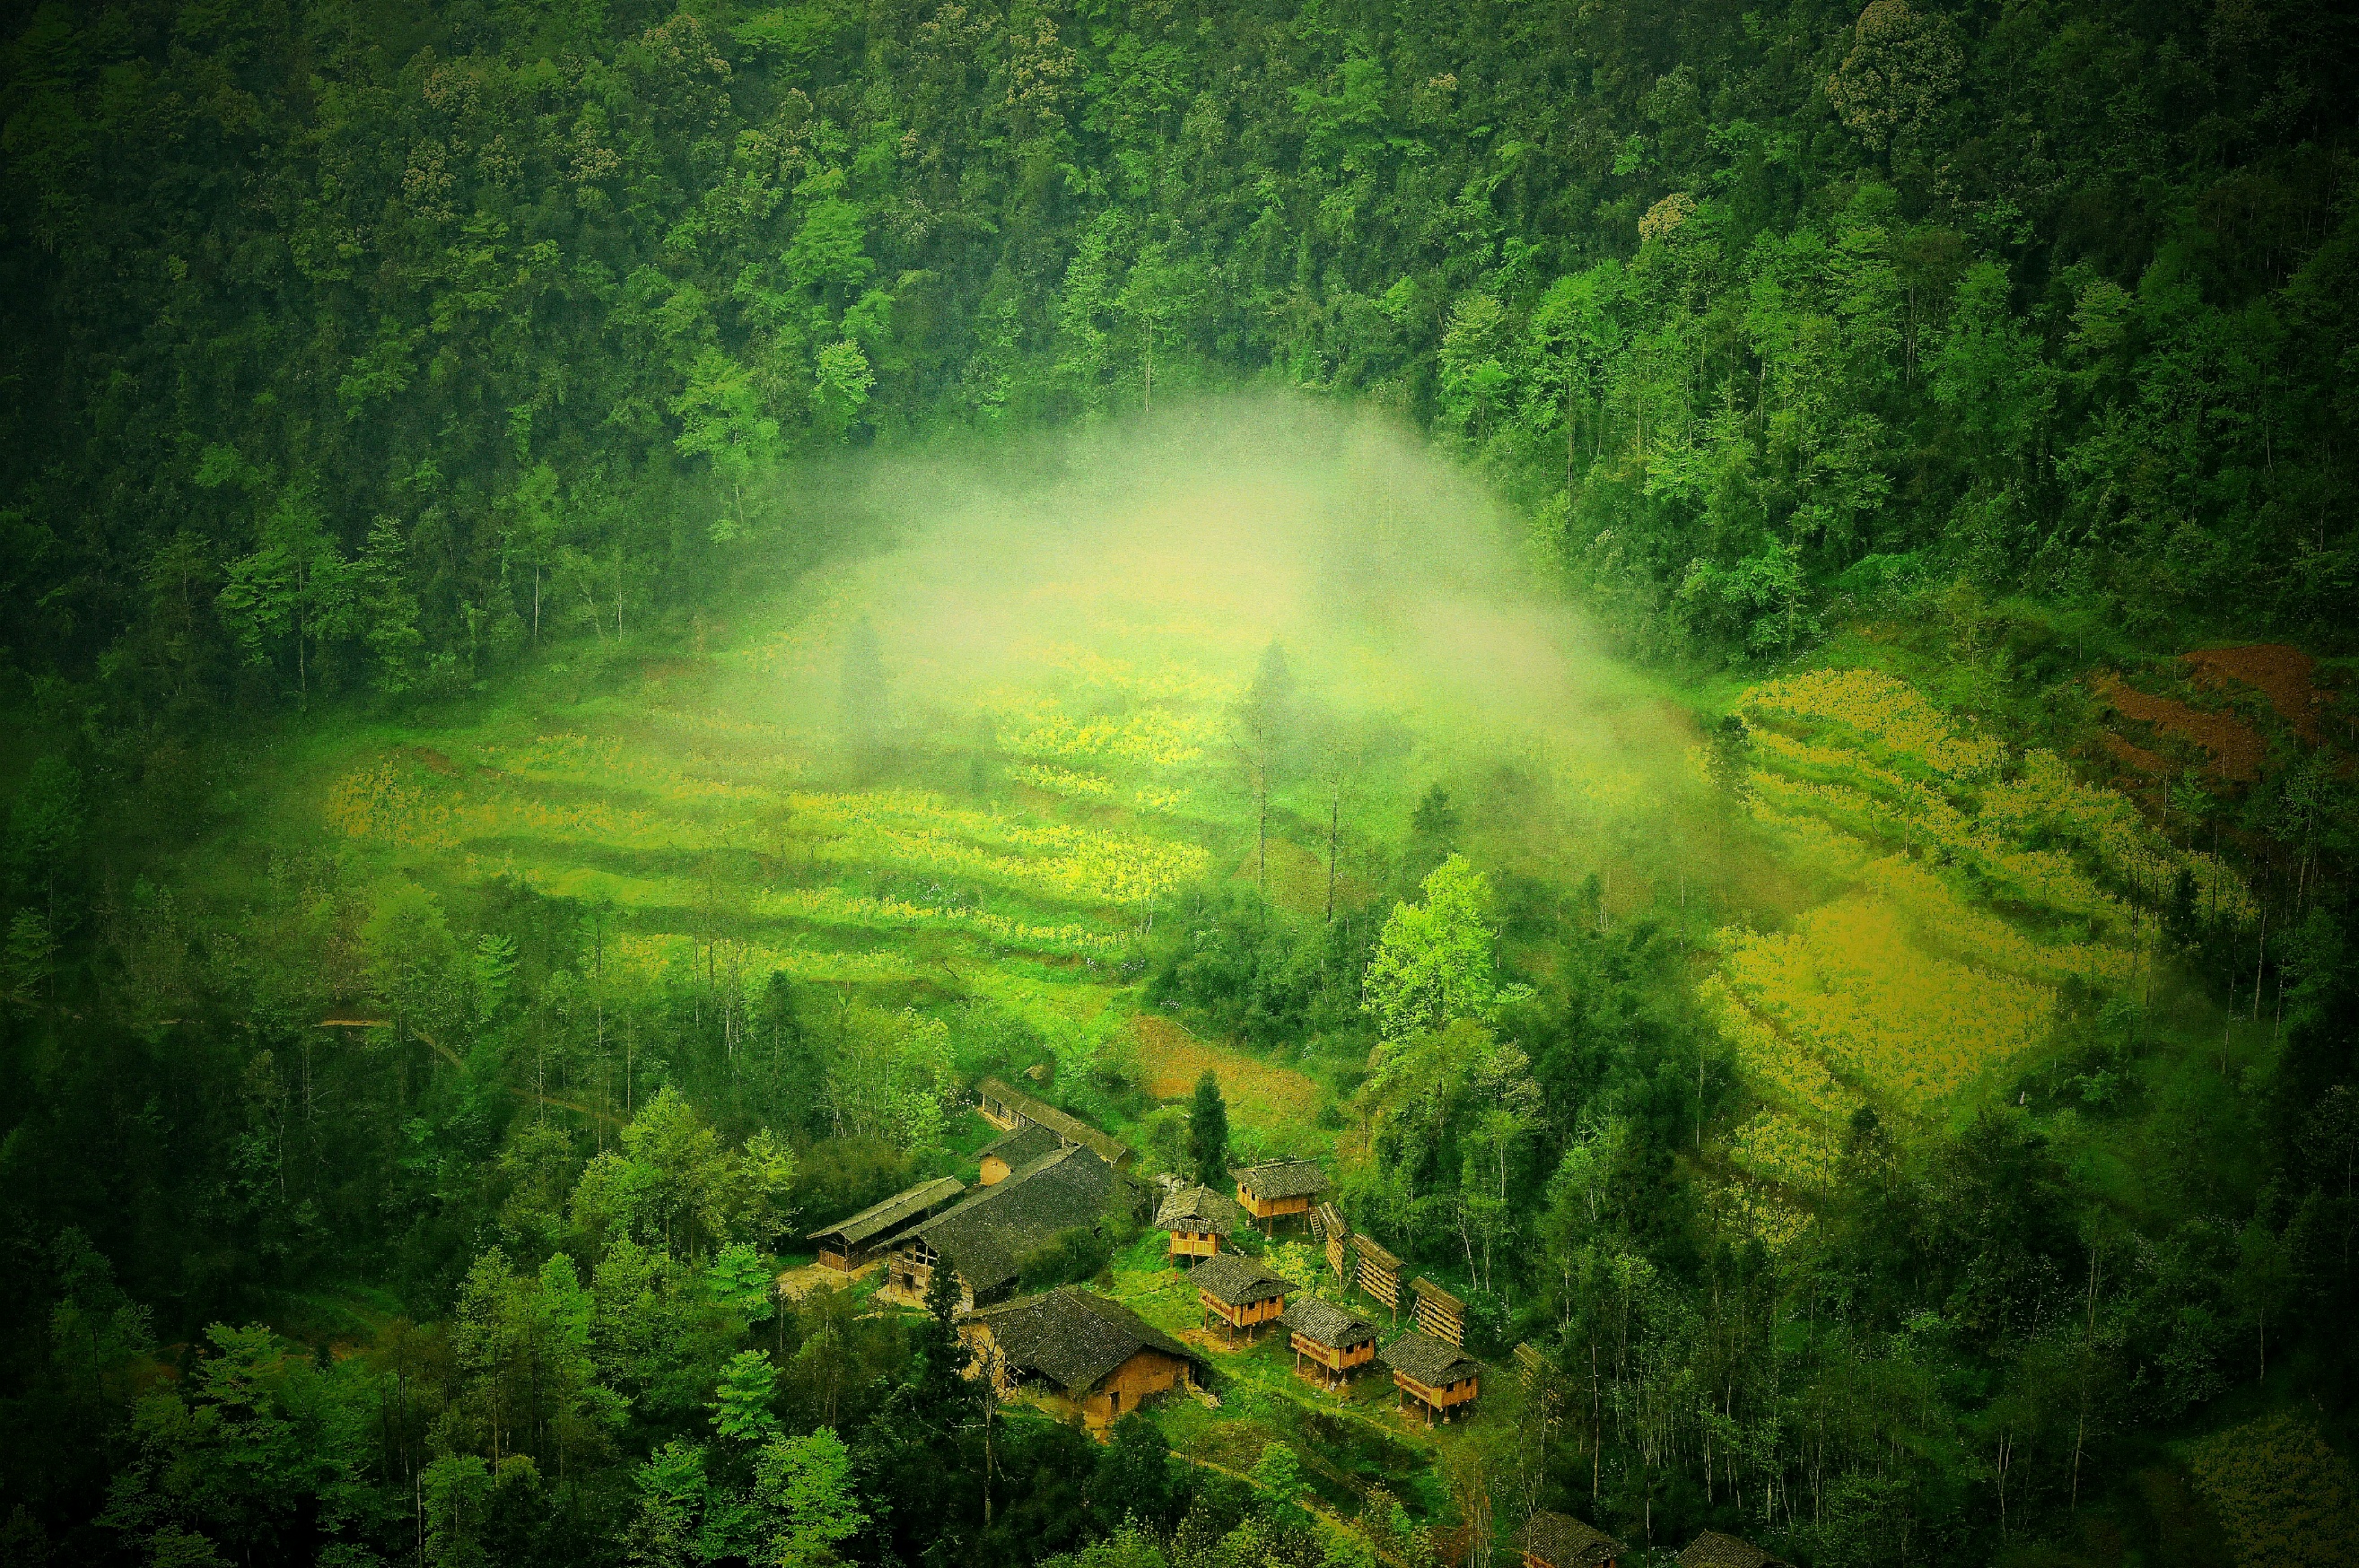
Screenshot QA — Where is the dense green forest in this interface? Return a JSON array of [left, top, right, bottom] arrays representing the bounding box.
[[3, 1, 2357, 1566]]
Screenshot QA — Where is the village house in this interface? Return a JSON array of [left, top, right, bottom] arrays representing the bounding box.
[[1155, 1184, 1246, 1262], [1379, 1331, 1481, 1425], [1521, 1511, 1626, 1568], [887, 1144, 1115, 1311], [1233, 1159, 1326, 1232], [806, 1176, 966, 1274], [959, 1286, 1208, 1431], [1410, 1275, 1468, 1346], [1677, 1531, 1788, 1568], [973, 1076, 1138, 1171], [1280, 1297, 1378, 1389], [1191, 1251, 1295, 1342], [977, 1123, 1062, 1185]]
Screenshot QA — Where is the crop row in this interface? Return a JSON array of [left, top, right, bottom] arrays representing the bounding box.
[[1861, 856, 2134, 987], [758, 885, 1124, 955], [789, 791, 1212, 909], [982, 693, 1224, 770], [1698, 974, 1862, 1121], [1741, 668, 2009, 781]]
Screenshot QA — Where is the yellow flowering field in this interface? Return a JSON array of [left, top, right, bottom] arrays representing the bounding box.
[[1009, 763, 1118, 800], [1718, 897, 2054, 1109], [758, 885, 1123, 955], [1861, 856, 2133, 987], [1728, 1110, 1842, 1191], [1741, 668, 2007, 781], [324, 762, 460, 851], [983, 693, 1225, 770], [1698, 975, 1862, 1120], [788, 790, 1212, 910]]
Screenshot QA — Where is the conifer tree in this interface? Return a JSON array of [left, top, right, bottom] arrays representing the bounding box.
[[1189, 1072, 1230, 1190]]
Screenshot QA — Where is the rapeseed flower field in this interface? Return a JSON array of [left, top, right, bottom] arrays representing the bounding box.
[[1710, 664, 2216, 1129]]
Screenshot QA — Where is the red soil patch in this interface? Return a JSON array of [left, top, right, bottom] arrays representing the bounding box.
[[2184, 644, 2326, 742], [2100, 730, 2168, 776], [2093, 674, 2264, 781]]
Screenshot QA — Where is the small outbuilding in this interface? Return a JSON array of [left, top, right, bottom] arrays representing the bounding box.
[[1191, 1251, 1296, 1342], [1350, 1233, 1403, 1317], [1234, 1159, 1326, 1230], [1410, 1275, 1468, 1346], [1155, 1184, 1247, 1262], [978, 1123, 1062, 1185], [960, 1286, 1207, 1431], [807, 1176, 966, 1272], [1677, 1531, 1788, 1568], [1280, 1297, 1378, 1389], [1522, 1511, 1626, 1568], [1380, 1331, 1481, 1425]]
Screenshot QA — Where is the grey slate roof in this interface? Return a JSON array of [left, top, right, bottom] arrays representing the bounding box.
[[1155, 1185, 1246, 1235], [908, 1145, 1115, 1294], [1190, 1251, 1295, 1307], [980, 1123, 1062, 1172], [967, 1287, 1204, 1394], [808, 1176, 966, 1249], [1378, 1331, 1481, 1387], [1677, 1531, 1782, 1568], [974, 1077, 1136, 1169], [1279, 1297, 1376, 1351], [1235, 1159, 1326, 1201], [1524, 1511, 1626, 1567]]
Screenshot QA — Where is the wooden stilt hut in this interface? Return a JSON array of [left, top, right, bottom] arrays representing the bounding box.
[[1379, 1331, 1481, 1425]]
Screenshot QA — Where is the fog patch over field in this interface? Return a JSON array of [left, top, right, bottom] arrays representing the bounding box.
[[738, 392, 1698, 875]]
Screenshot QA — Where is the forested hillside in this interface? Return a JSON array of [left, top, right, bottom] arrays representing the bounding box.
[[3, 3, 2357, 1567], [4, 0, 2355, 711]]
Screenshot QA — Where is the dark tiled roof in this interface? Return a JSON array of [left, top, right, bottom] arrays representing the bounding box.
[[1279, 1297, 1376, 1351], [1190, 1251, 1295, 1307], [967, 1287, 1203, 1394], [808, 1176, 966, 1248], [1236, 1159, 1326, 1200], [1378, 1331, 1480, 1387], [1155, 1185, 1245, 1235], [975, 1077, 1136, 1168], [980, 1124, 1062, 1171], [1409, 1275, 1466, 1313], [910, 1146, 1115, 1294], [1523, 1511, 1625, 1567], [1678, 1531, 1781, 1568]]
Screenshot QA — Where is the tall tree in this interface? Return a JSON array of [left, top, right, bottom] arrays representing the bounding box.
[[1189, 1072, 1231, 1190]]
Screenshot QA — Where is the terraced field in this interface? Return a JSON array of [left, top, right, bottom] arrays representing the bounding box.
[[1708, 665, 2250, 1139]]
